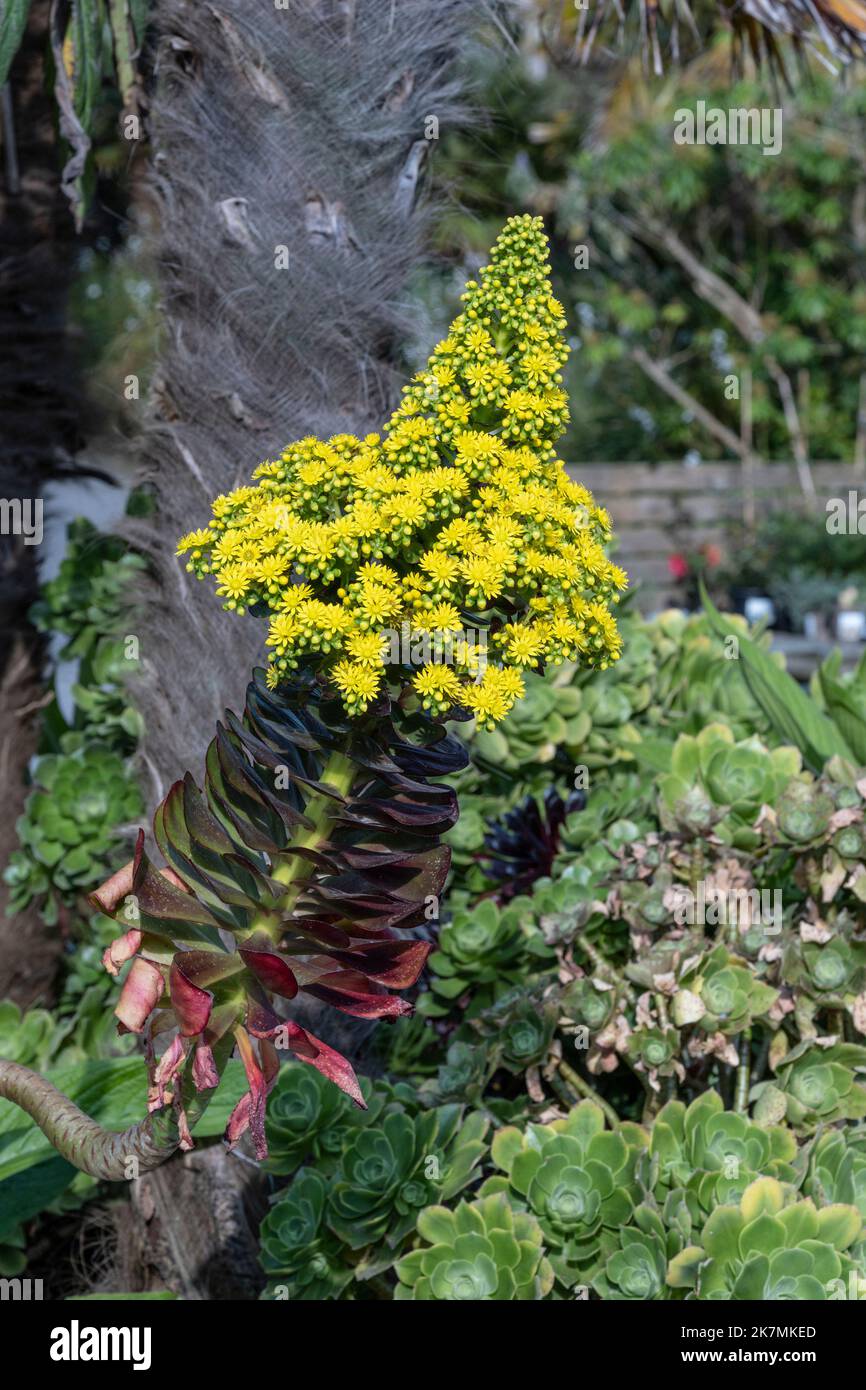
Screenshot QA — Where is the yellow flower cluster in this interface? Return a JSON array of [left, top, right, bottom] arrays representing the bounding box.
[[178, 216, 626, 726]]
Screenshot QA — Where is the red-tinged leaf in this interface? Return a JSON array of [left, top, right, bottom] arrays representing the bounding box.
[[343, 792, 457, 827], [205, 739, 281, 854], [160, 865, 192, 892], [398, 844, 452, 902], [157, 785, 255, 913], [102, 927, 142, 977], [148, 1034, 186, 1111], [329, 938, 431, 988], [181, 772, 237, 856], [279, 1020, 365, 1108], [178, 1107, 195, 1152], [238, 939, 298, 998], [171, 949, 245, 989], [224, 1092, 251, 1150], [131, 843, 226, 946], [244, 990, 285, 1039], [192, 1041, 221, 1091], [169, 959, 213, 1037], [115, 957, 165, 1032], [286, 916, 352, 950], [228, 1027, 279, 1161], [90, 846, 139, 913], [302, 971, 414, 1019], [224, 712, 325, 810]]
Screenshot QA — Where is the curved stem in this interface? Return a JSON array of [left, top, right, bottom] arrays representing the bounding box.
[[0, 1060, 180, 1180], [0, 1031, 232, 1180]]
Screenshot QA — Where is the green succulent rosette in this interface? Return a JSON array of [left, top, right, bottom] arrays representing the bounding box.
[[264, 1064, 384, 1176], [626, 1025, 681, 1080], [426, 1040, 493, 1105], [420, 895, 549, 1018], [469, 987, 558, 1074], [484, 1098, 644, 1287], [752, 1040, 866, 1132], [0, 1001, 61, 1070], [395, 1192, 554, 1300], [530, 863, 613, 946], [651, 612, 775, 742], [259, 1170, 354, 1300], [560, 975, 618, 1033], [592, 1202, 682, 1301], [667, 1176, 865, 1300], [774, 779, 836, 844], [617, 868, 676, 934], [673, 943, 778, 1035], [659, 724, 802, 849], [556, 773, 650, 869], [783, 929, 866, 1006], [643, 1091, 797, 1214], [327, 1106, 488, 1255], [4, 744, 142, 922], [805, 1126, 866, 1219]]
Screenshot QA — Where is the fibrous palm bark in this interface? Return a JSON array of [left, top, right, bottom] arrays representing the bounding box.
[[75, 0, 489, 1296], [127, 0, 485, 806]]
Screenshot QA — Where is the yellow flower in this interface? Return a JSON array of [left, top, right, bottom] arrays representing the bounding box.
[[267, 612, 299, 654], [346, 630, 387, 665], [461, 556, 504, 602], [487, 666, 525, 702], [356, 583, 400, 627], [215, 563, 255, 601], [459, 683, 508, 730], [414, 663, 460, 708], [179, 214, 625, 718], [177, 528, 213, 555], [257, 554, 289, 585], [332, 660, 380, 712], [500, 623, 545, 667], [420, 551, 461, 586], [423, 603, 463, 633]]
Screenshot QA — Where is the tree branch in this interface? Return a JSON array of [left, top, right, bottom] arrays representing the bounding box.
[[630, 345, 750, 460]]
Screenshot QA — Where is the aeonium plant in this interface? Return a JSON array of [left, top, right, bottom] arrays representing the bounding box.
[[0, 216, 625, 1178]]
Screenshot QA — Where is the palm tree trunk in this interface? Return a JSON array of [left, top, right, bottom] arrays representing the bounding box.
[[102, 0, 486, 1298]]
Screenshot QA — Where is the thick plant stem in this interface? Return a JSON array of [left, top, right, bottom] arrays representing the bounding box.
[[0, 1031, 231, 1180], [735, 1029, 752, 1114], [0, 1059, 181, 1179], [557, 1059, 621, 1128]]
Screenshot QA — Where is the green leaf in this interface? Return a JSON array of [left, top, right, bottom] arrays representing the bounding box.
[[815, 1203, 862, 1250], [108, 0, 135, 106], [700, 583, 853, 771], [0, 1155, 75, 1243], [70, 0, 104, 135], [818, 663, 866, 764], [0, 0, 31, 87]]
